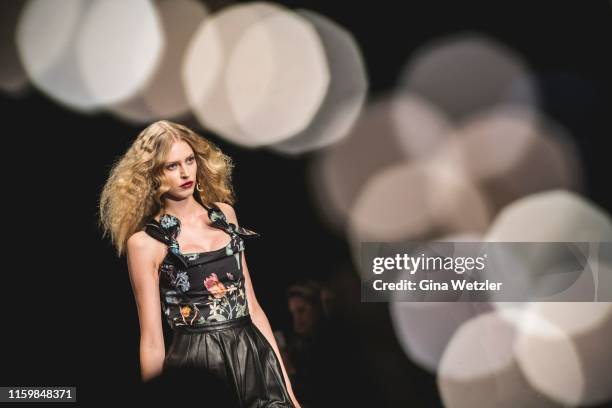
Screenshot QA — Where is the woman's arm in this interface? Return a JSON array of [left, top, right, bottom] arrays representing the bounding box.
[[218, 203, 302, 408], [247, 279, 301, 408], [126, 232, 166, 382]]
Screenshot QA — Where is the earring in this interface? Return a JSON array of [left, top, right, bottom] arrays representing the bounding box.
[[196, 182, 203, 192]]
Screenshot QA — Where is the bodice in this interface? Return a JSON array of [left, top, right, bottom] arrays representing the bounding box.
[[143, 203, 260, 331]]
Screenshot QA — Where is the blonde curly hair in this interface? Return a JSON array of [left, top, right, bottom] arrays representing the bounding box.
[[98, 120, 236, 257]]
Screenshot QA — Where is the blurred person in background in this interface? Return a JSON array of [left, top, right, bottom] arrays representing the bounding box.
[[281, 279, 379, 407]]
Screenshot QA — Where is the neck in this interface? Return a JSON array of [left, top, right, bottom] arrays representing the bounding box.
[[161, 196, 204, 223]]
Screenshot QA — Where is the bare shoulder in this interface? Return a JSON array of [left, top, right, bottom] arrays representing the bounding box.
[[127, 230, 166, 267], [127, 230, 155, 251], [214, 201, 238, 224]]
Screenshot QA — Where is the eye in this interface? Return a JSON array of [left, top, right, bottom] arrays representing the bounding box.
[[188, 156, 195, 163], [167, 163, 177, 170]]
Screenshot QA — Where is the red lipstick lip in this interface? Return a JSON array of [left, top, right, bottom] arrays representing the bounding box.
[[180, 181, 193, 188]]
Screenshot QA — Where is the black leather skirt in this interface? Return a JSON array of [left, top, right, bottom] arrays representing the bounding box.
[[162, 314, 294, 408]]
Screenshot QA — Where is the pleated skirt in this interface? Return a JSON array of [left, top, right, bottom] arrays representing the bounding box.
[[162, 314, 294, 408]]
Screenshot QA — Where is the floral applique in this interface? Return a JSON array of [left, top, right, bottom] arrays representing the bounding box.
[[161, 263, 190, 292], [179, 304, 201, 325], [185, 253, 200, 261], [160, 214, 179, 230], [201, 274, 248, 322], [204, 273, 227, 298]]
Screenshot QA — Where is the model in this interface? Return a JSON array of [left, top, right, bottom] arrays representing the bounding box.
[[98, 120, 300, 407]]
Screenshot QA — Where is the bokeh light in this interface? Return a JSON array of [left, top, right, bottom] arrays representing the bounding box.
[[182, 2, 330, 147], [108, 0, 209, 123], [396, 33, 539, 123], [16, 0, 164, 111], [270, 9, 368, 155]]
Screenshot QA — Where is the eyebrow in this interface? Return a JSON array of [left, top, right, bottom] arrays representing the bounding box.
[[165, 153, 195, 166]]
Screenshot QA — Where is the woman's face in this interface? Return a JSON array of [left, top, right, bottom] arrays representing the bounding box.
[[162, 140, 197, 197]]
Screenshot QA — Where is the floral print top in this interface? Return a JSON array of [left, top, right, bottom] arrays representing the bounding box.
[[143, 202, 260, 331]]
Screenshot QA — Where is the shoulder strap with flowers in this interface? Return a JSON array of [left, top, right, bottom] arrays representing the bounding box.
[[208, 203, 261, 240], [144, 215, 190, 269]]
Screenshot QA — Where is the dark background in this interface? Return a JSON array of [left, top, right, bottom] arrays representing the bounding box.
[[1, 1, 611, 406]]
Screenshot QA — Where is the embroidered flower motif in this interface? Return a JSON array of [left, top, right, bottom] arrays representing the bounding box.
[[209, 210, 224, 224], [227, 272, 234, 280], [160, 214, 179, 229], [165, 294, 180, 304], [178, 303, 201, 325], [204, 273, 227, 298], [171, 270, 190, 292], [185, 253, 200, 261], [180, 305, 191, 318], [160, 263, 175, 275], [209, 302, 221, 316]]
